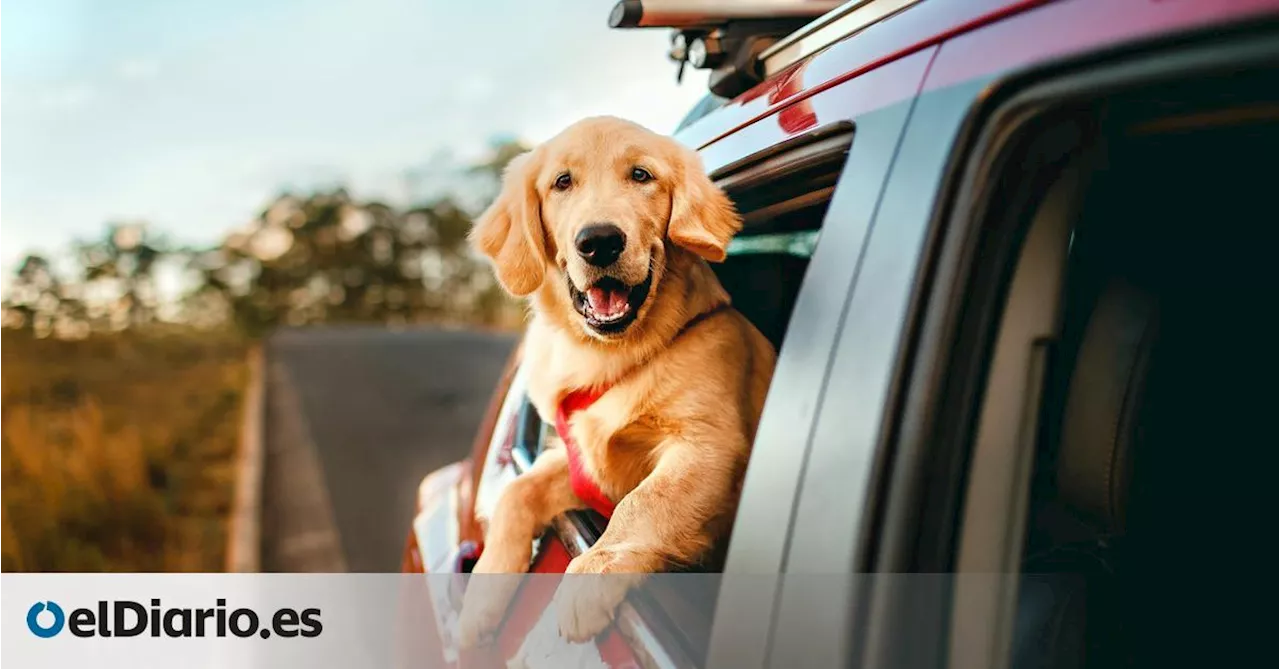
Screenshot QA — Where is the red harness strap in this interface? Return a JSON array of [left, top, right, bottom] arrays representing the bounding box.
[[550, 305, 731, 519], [554, 387, 616, 518]]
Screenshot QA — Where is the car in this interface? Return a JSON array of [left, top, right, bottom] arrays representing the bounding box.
[[403, 1, 1276, 667]]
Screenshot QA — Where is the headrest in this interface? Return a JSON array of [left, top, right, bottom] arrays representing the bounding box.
[[1056, 281, 1159, 536]]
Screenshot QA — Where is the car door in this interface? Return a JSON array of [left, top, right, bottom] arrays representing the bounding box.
[[744, 3, 1277, 669]]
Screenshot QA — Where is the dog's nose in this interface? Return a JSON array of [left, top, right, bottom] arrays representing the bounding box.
[[575, 224, 626, 267]]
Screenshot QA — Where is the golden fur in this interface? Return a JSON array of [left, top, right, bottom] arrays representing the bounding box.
[[459, 116, 776, 645]]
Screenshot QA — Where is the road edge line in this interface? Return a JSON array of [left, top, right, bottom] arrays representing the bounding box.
[[226, 343, 265, 572]]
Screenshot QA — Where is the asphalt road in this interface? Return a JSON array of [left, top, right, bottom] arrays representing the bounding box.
[[259, 326, 517, 572]]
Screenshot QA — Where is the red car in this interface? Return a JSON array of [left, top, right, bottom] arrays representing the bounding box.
[[405, 1, 1276, 667]]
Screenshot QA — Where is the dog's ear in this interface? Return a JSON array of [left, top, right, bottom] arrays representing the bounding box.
[[470, 151, 548, 296], [668, 146, 741, 263]]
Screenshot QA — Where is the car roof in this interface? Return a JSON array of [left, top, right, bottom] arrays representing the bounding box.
[[673, 0, 1030, 150]]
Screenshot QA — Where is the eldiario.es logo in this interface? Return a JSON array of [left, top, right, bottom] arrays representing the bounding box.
[[26, 599, 322, 639]]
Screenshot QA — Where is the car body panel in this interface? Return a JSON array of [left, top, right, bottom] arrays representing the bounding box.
[[924, 0, 1278, 92], [678, 0, 1274, 158], [460, 340, 523, 545], [675, 0, 1051, 152], [719, 52, 932, 573], [700, 86, 927, 669], [690, 45, 935, 176], [765, 78, 991, 669]]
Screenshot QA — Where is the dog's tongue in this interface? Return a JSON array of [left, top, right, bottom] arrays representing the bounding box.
[[587, 285, 629, 317]]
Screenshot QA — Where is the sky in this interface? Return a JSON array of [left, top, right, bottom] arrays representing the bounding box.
[[0, 0, 710, 280]]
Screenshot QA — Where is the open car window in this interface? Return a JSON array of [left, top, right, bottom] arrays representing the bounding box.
[[491, 123, 855, 666]]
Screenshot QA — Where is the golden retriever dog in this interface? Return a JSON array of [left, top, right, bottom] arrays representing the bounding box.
[[458, 116, 776, 646]]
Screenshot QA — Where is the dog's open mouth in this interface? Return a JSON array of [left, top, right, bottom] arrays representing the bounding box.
[[569, 273, 653, 335]]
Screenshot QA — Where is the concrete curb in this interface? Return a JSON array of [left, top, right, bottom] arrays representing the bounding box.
[[226, 343, 265, 572], [259, 354, 349, 572]]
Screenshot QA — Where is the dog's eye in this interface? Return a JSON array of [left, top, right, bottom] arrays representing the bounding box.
[[631, 167, 653, 183], [553, 173, 572, 191]]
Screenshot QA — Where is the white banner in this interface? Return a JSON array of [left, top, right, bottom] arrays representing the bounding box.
[[3, 574, 437, 668], [4, 572, 996, 668]]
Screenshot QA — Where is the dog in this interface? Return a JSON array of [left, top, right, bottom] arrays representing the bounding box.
[[458, 116, 777, 646]]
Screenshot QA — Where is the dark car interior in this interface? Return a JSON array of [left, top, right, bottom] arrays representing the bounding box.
[[712, 200, 828, 351], [1010, 61, 1273, 669]]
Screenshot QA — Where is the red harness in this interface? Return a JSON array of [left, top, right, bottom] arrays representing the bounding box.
[[549, 304, 730, 519], [554, 387, 616, 518]]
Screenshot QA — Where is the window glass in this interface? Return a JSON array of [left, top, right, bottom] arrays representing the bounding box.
[[990, 74, 1274, 669]]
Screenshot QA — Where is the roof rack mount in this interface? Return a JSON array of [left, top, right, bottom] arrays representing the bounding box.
[[609, 0, 844, 29], [608, 1, 843, 98]]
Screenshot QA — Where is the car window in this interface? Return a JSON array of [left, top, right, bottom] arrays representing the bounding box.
[[510, 394, 544, 466], [491, 132, 852, 667], [939, 51, 1274, 669], [1005, 83, 1272, 669], [472, 114, 873, 667]]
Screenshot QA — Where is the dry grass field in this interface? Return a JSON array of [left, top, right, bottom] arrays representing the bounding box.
[[1, 329, 248, 571]]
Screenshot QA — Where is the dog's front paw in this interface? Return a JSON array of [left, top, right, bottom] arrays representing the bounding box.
[[554, 577, 623, 644], [457, 572, 525, 649], [553, 550, 641, 644]]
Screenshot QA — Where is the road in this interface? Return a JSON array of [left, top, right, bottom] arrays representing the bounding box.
[[259, 326, 517, 572]]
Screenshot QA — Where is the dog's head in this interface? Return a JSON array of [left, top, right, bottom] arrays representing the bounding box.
[[471, 116, 741, 340]]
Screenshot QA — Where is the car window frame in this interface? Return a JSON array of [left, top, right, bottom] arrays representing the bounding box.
[[696, 47, 940, 669]]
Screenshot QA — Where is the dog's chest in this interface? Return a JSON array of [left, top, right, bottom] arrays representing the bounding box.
[[562, 401, 661, 498], [522, 325, 662, 496]]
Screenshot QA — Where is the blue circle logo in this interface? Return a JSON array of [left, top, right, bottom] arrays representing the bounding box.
[[27, 601, 65, 638]]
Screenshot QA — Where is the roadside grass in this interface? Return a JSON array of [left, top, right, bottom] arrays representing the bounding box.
[[1, 329, 248, 571]]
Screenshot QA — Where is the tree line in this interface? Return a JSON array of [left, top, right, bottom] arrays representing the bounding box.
[[1, 141, 530, 338]]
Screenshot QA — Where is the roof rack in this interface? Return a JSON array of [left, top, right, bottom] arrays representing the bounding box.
[[608, 1, 843, 98], [609, 0, 921, 98], [759, 0, 921, 76], [609, 0, 844, 28]]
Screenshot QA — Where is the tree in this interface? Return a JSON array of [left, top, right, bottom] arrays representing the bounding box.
[[0, 254, 88, 337], [187, 188, 494, 335], [3, 135, 535, 338], [74, 223, 166, 329]]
